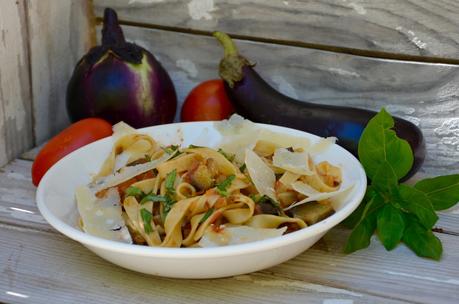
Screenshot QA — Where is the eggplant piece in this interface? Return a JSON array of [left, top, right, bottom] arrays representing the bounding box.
[[213, 32, 425, 180], [290, 202, 335, 225]]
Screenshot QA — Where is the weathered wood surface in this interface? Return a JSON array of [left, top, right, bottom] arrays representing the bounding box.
[[0, 157, 458, 303], [26, 0, 95, 144], [94, 0, 459, 60], [0, 0, 34, 167], [95, 25, 459, 177]]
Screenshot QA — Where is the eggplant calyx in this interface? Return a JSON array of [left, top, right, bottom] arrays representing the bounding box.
[[213, 31, 254, 88], [102, 8, 125, 46]]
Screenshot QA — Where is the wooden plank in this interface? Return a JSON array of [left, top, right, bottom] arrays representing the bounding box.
[[26, 0, 96, 144], [0, 225, 407, 304], [94, 0, 459, 60], [94, 26, 459, 177], [0, 0, 34, 167]]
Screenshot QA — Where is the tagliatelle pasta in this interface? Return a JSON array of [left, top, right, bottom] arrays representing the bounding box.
[[76, 119, 349, 248]]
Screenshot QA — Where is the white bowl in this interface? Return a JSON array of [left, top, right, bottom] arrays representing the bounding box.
[[36, 122, 366, 279]]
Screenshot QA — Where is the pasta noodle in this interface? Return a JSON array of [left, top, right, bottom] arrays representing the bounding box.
[[76, 122, 346, 248]]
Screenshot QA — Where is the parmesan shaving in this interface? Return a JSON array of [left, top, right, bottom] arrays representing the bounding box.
[[309, 137, 337, 154], [75, 187, 132, 243], [245, 149, 277, 202], [112, 121, 136, 140], [284, 183, 354, 211], [291, 181, 320, 196], [89, 152, 173, 193], [272, 148, 313, 175]]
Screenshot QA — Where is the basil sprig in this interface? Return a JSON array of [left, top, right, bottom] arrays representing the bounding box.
[[344, 108, 459, 260]]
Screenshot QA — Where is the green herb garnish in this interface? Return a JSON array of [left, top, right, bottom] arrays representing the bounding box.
[[199, 208, 215, 223], [165, 169, 177, 194], [344, 108, 459, 260], [164, 145, 179, 155], [188, 144, 204, 149], [218, 148, 235, 162], [140, 209, 153, 234], [140, 194, 167, 205], [125, 186, 144, 197], [239, 163, 247, 173], [216, 175, 236, 197]]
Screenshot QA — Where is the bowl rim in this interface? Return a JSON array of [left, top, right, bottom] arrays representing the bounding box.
[[36, 121, 367, 258]]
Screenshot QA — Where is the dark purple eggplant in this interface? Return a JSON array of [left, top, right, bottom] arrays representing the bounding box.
[[66, 8, 177, 128], [213, 32, 425, 180]]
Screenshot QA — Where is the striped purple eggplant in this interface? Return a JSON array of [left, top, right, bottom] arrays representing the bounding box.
[[66, 8, 177, 128]]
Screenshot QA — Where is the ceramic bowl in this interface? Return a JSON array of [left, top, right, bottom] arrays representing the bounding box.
[[36, 122, 366, 279]]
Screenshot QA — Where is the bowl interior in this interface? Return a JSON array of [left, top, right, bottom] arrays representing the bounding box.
[[37, 121, 366, 256]]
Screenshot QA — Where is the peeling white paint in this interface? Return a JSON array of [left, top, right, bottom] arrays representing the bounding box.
[[234, 275, 362, 297], [176, 59, 198, 78], [188, 0, 216, 20], [342, 0, 366, 15], [270, 75, 298, 99], [328, 68, 360, 78], [395, 26, 427, 49], [383, 270, 459, 286], [435, 118, 459, 150], [385, 105, 415, 115], [323, 300, 354, 304], [128, 0, 164, 4], [349, 2, 366, 15]]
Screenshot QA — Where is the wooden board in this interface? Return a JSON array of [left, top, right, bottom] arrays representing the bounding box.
[[94, 25, 459, 177], [0, 0, 34, 167], [94, 0, 459, 60], [26, 0, 96, 144], [1, 154, 458, 303]]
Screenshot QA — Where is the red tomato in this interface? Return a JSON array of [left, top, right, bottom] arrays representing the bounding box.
[[181, 79, 235, 121], [32, 118, 113, 186]]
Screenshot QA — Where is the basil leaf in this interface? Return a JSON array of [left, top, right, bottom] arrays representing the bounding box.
[[140, 194, 167, 205], [140, 209, 153, 234], [371, 161, 398, 195], [342, 186, 375, 228], [199, 208, 214, 224], [376, 204, 405, 250], [125, 186, 144, 197], [344, 217, 376, 253], [402, 218, 442, 260], [398, 184, 438, 229], [216, 175, 236, 197], [358, 108, 413, 180], [165, 169, 177, 194], [344, 194, 384, 253], [415, 174, 459, 210]]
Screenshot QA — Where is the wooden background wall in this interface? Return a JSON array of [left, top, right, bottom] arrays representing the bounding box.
[[0, 0, 458, 176]]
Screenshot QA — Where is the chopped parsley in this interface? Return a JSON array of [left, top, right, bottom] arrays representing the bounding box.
[[199, 208, 215, 224], [140, 209, 153, 234], [239, 163, 247, 173], [163, 145, 179, 155], [188, 144, 204, 149], [216, 175, 236, 197], [218, 148, 235, 162], [139, 194, 167, 205], [125, 186, 144, 198], [165, 169, 177, 194]]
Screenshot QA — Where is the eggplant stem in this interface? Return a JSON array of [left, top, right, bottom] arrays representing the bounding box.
[[102, 8, 126, 46], [213, 32, 239, 57]]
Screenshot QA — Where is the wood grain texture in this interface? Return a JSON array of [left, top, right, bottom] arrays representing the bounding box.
[[26, 0, 96, 144], [0, 225, 409, 304], [95, 25, 459, 176], [0, 157, 458, 303], [94, 0, 459, 59], [0, 0, 34, 167]]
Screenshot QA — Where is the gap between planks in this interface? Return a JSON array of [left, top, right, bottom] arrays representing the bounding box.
[[94, 17, 459, 66]]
